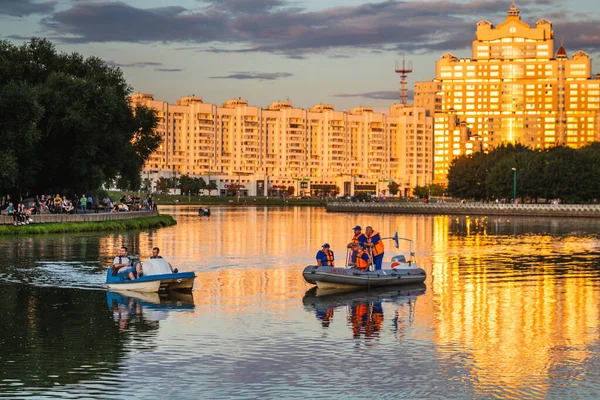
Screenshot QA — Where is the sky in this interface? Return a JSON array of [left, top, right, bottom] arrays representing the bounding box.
[[1, 0, 600, 112]]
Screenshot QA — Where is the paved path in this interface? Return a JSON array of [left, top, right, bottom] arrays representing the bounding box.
[[326, 202, 600, 218]]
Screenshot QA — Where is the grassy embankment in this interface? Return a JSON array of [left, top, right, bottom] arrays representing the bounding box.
[[0, 215, 176, 236]]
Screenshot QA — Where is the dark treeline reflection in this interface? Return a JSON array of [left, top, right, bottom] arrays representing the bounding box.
[[0, 284, 162, 390]]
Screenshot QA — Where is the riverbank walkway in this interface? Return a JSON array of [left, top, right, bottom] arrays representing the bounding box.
[[0, 209, 158, 225], [326, 202, 600, 218]]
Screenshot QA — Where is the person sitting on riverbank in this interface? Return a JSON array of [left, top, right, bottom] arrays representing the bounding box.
[[112, 246, 141, 280]]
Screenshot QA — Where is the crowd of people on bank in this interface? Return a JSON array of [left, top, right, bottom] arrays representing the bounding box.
[[315, 225, 385, 271], [0, 193, 157, 226]]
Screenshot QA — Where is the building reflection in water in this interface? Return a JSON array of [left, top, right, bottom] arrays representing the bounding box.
[[433, 215, 600, 397], [302, 284, 427, 344]]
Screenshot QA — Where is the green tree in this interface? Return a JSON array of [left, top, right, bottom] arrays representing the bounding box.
[[206, 181, 218, 196], [413, 185, 428, 198], [0, 38, 160, 196], [388, 181, 400, 196]]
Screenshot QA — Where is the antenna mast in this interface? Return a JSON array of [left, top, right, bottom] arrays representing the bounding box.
[[395, 57, 413, 105]]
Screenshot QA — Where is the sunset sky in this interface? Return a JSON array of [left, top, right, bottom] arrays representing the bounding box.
[[2, 0, 599, 111]]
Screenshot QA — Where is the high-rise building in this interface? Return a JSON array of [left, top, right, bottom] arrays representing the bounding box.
[[415, 2, 600, 183], [130, 94, 433, 197]]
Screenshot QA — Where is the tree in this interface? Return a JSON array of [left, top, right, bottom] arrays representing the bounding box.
[[388, 181, 400, 196], [0, 38, 160, 197], [287, 186, 295, 196], [141, 178, 153, 192], [206, 181, 218, 196]]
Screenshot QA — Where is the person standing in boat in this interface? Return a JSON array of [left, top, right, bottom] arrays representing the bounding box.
[[316, 243, 335, 267], [347, 226, 366, 266], [364, 226, 384, 270], [355, 243, 371, 271], [112, 246, 141, 280]]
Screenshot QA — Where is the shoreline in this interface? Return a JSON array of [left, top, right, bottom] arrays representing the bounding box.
[[326, 202, 600, 218], [0, 214, 176, 235]]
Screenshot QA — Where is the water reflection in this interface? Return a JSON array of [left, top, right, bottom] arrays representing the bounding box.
[[3, 208, 600, 398], [107, 291, 195, 332], [303, 284, 426, 343]]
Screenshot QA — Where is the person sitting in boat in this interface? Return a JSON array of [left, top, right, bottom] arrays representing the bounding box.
[[355, 243, 371, 271], [346, 225, 366, 266], [364, 226, 384, 271], [316, 243, 335, 267], [112, 246, 141, 280], [149, 247, 178, 273]]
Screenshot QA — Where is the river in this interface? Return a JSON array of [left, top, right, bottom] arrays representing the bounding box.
[[1, 206, 600, 399]]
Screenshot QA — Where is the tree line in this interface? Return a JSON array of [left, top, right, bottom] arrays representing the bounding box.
[[446, 143, 600, 203], [0, 38, 160, 200]]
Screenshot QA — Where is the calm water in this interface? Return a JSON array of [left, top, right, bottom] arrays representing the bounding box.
[[2, 206, 600, 399]]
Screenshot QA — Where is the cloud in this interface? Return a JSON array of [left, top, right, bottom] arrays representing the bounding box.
[[156, 68, 183, 72], [42, 2, 229, 44], [105, 60, 162, 68], [39, 0, 600, 56], [334, 90, 411, 101], [199, 0, 286, 14], [0, 0, 56, 17], [210, 71, 293, 80]]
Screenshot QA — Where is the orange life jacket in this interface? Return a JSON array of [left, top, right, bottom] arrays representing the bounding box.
[[324, 249, 335, 267], [366, 231, 384, 257], [356, 250, 371, 270], [351, 233, 365, 245]]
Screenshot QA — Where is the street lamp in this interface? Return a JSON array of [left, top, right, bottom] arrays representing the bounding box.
[[511, 167, 517, 204], [208, 159, 212, 197]]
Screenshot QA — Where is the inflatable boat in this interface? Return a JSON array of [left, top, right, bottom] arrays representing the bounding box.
[[199, 207, 211, 216], [106, 257, 196, 293], [303, 237, 426, 289]]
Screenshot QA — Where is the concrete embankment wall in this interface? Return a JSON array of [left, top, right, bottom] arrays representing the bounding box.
[[0, 209, 159, 225], [326, 202, 600, 218]]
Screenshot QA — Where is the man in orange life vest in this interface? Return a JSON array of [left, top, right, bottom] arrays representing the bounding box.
[[347, 225, 366, 266], [316, 243, 335, 267], [364, 226, 384, 270], [355, 243, 371, 271]]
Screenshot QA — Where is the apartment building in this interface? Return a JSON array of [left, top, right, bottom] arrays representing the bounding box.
[[415, 3, 600, 183], [130, 94, 433, 197]]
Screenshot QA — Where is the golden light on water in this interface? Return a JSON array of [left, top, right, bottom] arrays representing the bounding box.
[[96, 207, 600, 397]]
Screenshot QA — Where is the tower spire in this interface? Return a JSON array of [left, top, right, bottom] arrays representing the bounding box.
[[508, 1, 520, 17]]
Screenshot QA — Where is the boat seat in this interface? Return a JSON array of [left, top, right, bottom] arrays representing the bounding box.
[[391, 255, 406, 263], [141, 258, 172, 276]]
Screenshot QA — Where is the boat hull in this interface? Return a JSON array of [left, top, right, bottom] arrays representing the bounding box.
[[303, 265, 426, 288], [106, 270, 196, 293], [107, 280, 161, 293]]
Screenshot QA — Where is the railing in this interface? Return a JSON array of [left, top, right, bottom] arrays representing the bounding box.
[[326, 202, 600, 218], [1, 209, 159, 225]]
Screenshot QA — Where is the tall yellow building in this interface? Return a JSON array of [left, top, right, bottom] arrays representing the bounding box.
[[130, 94, 433, 197], [416, 3, 600, 183]]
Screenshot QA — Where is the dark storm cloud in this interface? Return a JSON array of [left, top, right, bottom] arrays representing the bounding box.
[[42, 2, 229, 44], [40, 0, 600, 56], [334, 90, 412, 101], [210, 72, 293, 80], [0, 0, 56, 17]]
